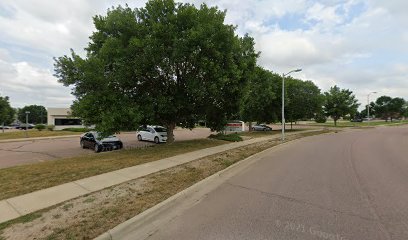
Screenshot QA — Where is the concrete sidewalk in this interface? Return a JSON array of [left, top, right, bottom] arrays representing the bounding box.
[[0, 130, 317, 224]]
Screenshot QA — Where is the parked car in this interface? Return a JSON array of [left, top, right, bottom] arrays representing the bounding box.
[[350, 118, 363, 122], [252, 124, 272, 131], [16, 124, 35, 129], [0, 126, 12, 129], [136, 125, 168, 144], [80, 131, 123, 153]]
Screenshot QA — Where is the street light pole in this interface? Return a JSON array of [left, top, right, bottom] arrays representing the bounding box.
[[282, 69, 302, 141], [367, 92, 377, 120], [25, 111, 30, 137]]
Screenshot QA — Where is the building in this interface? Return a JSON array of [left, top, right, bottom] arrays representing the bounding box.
[[47, 108, 83, 130]]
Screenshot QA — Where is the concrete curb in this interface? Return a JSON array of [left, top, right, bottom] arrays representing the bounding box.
[[94, 129, 333, 240]]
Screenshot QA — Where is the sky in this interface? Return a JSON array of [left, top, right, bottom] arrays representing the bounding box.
[[0, 0, 407, 110]]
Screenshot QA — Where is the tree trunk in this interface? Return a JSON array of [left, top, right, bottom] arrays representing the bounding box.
[[248, 122, 252, 132], [2, 122, 4, 133], [334, 119, 337, 126], [166, 122, 176, 144], [290, 121, 293, 130]]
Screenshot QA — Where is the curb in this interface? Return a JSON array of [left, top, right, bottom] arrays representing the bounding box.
[[94, 129, 334, 240]]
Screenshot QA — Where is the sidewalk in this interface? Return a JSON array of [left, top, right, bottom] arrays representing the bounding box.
[[0, 130, 318, 224]]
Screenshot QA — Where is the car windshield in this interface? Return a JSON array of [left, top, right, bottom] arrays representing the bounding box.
[[154, 127, 167, 133]]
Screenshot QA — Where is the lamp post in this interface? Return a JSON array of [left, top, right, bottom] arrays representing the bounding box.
[[282, 69, 302, 141], [367, 92, 377, 120], [25, 111, 30, 137]]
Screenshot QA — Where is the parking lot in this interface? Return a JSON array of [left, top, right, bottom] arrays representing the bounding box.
[[0, 128, 212, 169]]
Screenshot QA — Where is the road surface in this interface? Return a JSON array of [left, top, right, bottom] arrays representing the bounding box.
[[0, 128, 211, 169], [140, 126, 408, 240]]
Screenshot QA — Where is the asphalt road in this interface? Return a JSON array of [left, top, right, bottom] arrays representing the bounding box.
[[0, 128, 211, 169], [143, 126, 408, 240]]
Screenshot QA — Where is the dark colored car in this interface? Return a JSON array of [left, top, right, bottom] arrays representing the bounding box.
[[80, 131, 123, 153], [252, 124, 272, 131], [16, 124, 35, 129]]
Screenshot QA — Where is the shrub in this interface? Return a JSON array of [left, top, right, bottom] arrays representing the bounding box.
[[208, 133, 243, 142], [47, 125, 55, 131], [61, 127, 91, 132], [34, 124, 46, 131], [314, 113, 327, 123]]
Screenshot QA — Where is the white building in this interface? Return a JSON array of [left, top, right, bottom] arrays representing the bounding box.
[[47, 108, 83, 130]]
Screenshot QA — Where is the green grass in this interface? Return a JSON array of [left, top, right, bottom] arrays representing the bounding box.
[[0, 130, 82, 140], [303, 120, 408, 128], [208, 133, 243, 142], [0, 139, 227, 200], [239, 129, 304, 138]]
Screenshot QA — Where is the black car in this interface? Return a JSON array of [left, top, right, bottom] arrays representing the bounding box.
[[80, 131, 123, 153], [252, 124, 272, 131], [350, 118, 363, 122]]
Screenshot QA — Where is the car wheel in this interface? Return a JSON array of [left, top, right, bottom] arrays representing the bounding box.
[[94, 144, 102, 153], [80, 140, 86, 149], [137, 134, 142, 141], [154, 137, 160, 144]]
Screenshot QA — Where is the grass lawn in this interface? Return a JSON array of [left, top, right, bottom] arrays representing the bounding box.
[[0, 130, 332, 239], [239, 129, 304, 138], [303, 120, 408, 128], [0, 138, 228, 200], [0, 130, 82, 140]]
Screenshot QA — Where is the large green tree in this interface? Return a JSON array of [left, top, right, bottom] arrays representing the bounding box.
[[374, 96, 405, 121], [0, 95, 15, 128], [55, 1, 257, 142], [324, 86, 359, 126], [240, 67, 280, 127], [285, 78, 323, 129], [17, 105, 47, 124]]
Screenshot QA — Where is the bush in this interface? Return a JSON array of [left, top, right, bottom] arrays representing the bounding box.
[[314, 113, 327, 123], [47, 125, 55, 131], [61, 127, 91, 132], [208, 133, 243, 142], [34, 124, 46, 131]]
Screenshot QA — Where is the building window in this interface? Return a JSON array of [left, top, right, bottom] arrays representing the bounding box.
[[54, 118, 82, 126]]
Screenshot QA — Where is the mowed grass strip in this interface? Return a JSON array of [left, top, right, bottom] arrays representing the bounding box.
[[0, 139, 227, 200], [304, 120, 408, 128], [0, 130, 332, 240], [0, 130, 81, 140]]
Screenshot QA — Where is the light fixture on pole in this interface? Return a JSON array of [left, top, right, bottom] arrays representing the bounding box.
[[367, 92, 377, 120], [282, 69, 302, 141]]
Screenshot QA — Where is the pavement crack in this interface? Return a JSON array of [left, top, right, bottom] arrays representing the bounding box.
[[0, 148, 59, 159], [225, 181, 379, 223]]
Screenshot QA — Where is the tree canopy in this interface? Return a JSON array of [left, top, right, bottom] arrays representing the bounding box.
[[0, 95, 15, 126], [324, 86, 359, 126], [374, 96, 406, 121], [240, 67, 280, 125], [17, 105, 47, 124], [285, 78, 323, 127], [55, 0, 258, 142]]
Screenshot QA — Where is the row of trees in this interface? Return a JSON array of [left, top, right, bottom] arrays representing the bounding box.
[[359, 96, 407, 122], [0, 99, 47, 126], [53, 0, 405, 142]]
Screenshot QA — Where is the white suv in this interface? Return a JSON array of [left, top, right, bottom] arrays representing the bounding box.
[[136, 125, 168, 144]]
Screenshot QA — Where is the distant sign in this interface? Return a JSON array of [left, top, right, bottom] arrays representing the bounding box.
[[225, 121, 245, 132]]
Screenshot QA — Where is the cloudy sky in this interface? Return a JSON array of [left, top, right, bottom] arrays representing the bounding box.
[[0, 0, 407, 109]]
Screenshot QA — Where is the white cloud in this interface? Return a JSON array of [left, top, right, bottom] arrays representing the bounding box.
[[0, 0, 407, 111]]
